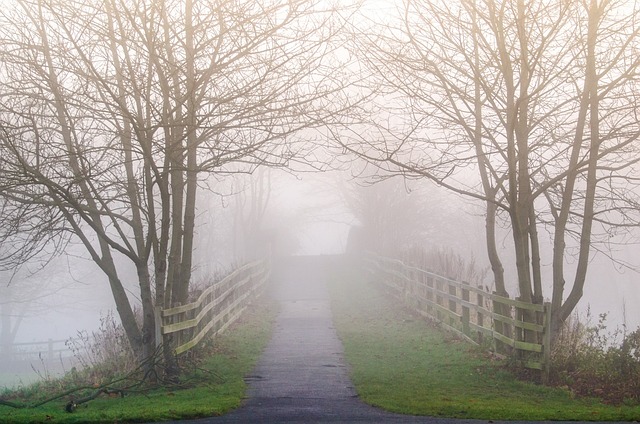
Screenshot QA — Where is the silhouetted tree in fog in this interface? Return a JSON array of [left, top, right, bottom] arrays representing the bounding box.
[[0, 0, 359, 371], [340, 171, 448, 255], [342, 0, 640, 339]]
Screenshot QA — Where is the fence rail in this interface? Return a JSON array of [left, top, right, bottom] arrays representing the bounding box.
[[364, 253, 551, 379], [159, 258, 270, 355], [1, 339, 74, 361]]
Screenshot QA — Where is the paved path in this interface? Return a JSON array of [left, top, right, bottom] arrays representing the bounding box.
[[183, 256, 453, 423], [163, 256, 615, 424]]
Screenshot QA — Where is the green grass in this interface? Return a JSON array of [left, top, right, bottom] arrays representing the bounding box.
[[0, 299, 277, 424], [328, 263, 640, 421]]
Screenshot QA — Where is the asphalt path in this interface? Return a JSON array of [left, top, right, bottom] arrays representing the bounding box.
[[158, 256, 621, 424]]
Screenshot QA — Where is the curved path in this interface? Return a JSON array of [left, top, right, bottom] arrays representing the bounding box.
[[165, 256, 612, 424]]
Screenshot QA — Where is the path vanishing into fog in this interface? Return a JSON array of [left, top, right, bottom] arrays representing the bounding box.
[[162, 256, 618, 424]]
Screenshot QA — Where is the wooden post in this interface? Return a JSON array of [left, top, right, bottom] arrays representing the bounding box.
[[448, 282, 457, 327], [426, 275, 434, 315], [207, 289, 214, 335], [515, 296, 524, 344], [436, 278, 444, 321], [515, 296, 529, 362], [476, 292, 484, 344], [462, 281, 470, 337], [155, 306, 163, 349], [542, 302, 552, 384], [492, 293, 511, 355], [406, 267, 414, 304], [175, 302, 183, 349], [419, 271, 427, 312]]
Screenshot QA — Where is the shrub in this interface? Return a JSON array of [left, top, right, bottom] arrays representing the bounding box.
[[65, 310, 138, 386], [0, 311, 138, 405], [550, 311, 640, 405]]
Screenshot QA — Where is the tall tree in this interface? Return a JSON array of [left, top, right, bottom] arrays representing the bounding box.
[[0, 0, 357, 368], [342, 0, 640, 337], [231, 169, 273, 261]]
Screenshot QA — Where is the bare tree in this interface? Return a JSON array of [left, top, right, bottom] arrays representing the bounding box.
[[342, 0, 640, 338], [231, 169, 274, 261], [340, 170, 436, 255], [0, 0, 358, 370]]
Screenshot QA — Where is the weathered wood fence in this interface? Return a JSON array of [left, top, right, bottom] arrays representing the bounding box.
[[364, 253, 551, 379], [1, 339, 74, 362], [159, 259, 270, 355]]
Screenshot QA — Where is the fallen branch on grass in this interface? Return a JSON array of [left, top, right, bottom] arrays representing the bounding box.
[[65, 388, 125, 412], [0, 344, 165, 412], [0, 399, 23, 409]]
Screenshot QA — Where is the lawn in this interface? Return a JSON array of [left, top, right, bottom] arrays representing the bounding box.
[[327, 262, 640, 421], [4, 258, 640, 423], [0, 299, 277, 424]]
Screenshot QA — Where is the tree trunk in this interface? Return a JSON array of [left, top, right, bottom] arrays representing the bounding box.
[[136, 264, 156, 366], [552, 0, 601, 335], [105, 271, 144, 356], [557, 0, 601, 328], [177, 0, 197, 305], [37, 11, 144, 356]]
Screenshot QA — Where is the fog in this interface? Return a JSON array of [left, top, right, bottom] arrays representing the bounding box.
[[7, 170, 640, 327], [2, 0, 640, 393], [2, 163, 640, 388]]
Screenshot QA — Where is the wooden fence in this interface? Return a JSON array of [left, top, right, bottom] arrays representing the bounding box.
[[1, 339, 74, 362], [159, 259, 270, 355], [364, 253, 551, 379]]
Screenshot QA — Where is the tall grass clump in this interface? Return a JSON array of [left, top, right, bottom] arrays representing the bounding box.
[[550, 310, 640, 405], [0, 310, 139, 408], [66, 310, 138, 384]]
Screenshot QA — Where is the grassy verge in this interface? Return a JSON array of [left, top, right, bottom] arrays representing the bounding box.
[[0, 298, 277, 424], [328, 263, 640, 421]]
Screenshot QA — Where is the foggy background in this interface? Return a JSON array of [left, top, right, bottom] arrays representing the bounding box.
[[6, 167, 638, 346], [1, 0, 640, 390]]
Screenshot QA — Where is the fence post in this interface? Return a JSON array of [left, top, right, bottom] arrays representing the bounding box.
[[426, 275, 434, 316], [476, 291, 484, 344], [436, 277, 444, 321], [515, 296, 524, 347], [492, 292, 512, 355], [405, 266, 412, 303], [155, 306, 163, 349], [461, 281, 470, 337], [542, 302, 552, 384], [448, 281, 457, 328], [174, 302, 183, 350]]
